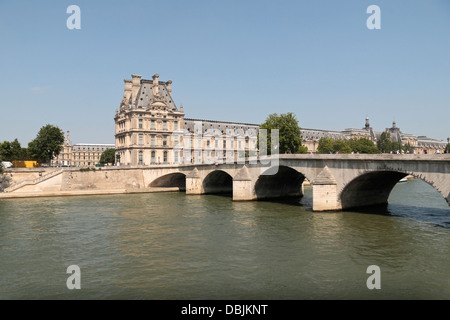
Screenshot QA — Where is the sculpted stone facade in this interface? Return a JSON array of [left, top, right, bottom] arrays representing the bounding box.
[[114, 74, 258, 166], [52, 131, 114, 167], [302, 117, 446, 154], [114, 74, 184, 166], [114, 73, 447, 164]]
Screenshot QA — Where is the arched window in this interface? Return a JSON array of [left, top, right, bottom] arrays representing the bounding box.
[[151, 151, 156, 164]]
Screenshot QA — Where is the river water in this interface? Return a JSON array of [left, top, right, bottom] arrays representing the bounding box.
[[0, 178, 448, 300]]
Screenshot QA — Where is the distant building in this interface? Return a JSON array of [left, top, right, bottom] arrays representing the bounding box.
[[52, 131, 114, 167], [302, 117, 446, 154], [113, 73, 446, 163]]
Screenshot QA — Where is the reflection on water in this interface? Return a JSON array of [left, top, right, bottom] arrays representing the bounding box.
[[0, 178, 448, 299], [388, 178, 450, 228]]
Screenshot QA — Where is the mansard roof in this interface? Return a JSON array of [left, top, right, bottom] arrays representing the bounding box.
[[135, 80, 177, 111], [301, 128, 345, 140], [121, 74, 179, 112], [184, 118, 259, 136]]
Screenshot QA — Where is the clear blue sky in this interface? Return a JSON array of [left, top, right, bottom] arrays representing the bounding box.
[[0, 0, 449, 145]]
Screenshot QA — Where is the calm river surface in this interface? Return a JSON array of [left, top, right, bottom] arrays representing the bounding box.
[[0, 178, 448, 299]]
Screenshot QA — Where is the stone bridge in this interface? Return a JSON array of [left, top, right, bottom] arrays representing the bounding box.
[[143, 154, 450, 211], [4, 154, 450, 211]]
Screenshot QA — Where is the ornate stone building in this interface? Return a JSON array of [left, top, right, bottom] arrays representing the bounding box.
[[302, 117, 446, 154], [52, 131, 114, 167], [114, 74, 184, 165], [114, 73, 447, 163], [114, 74, 258, 166]]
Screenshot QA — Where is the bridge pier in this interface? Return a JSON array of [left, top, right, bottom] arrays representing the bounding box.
[[311, 166, 340, 211], [185, 168, 204, 195], [232, 166, 257, 201]]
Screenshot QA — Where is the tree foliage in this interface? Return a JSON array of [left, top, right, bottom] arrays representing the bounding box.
[[347, 138, 380, 154], [376, 131, 412, 153], [0, 139, 27, 161], [28, 125, 65, 163], [100, 148, 116, 164], [259, 113, 307, 154], [317, 137, 380, 154], [377, 131, 392, 153], [445, 143, 450, 154]]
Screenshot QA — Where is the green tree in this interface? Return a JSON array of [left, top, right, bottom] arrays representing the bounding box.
[[259, 113, 307, 154], [317, 137, 335, 154], [377, 131, 393, 153], [318, 137, 380, 154], [333, 139, 347, 153], [100, 148, 116, 165], [402, 143, 415, 154], [28, 125, 65, 164], [0, 139, 25, 161], [391, 141, 403, 154], [348, 138, 380, 154], [445, 143, 450, 154], [0, 141, 13, 161]]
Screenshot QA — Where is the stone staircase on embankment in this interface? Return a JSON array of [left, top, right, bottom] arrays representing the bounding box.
[[5, 168, 64, 192]]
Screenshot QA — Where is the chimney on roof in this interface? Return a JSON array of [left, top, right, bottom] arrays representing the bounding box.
[[166, 80, 172, 95], [152, 73, 160, 96], [131, 74, 141, 105], [123, 79, 132, 102]]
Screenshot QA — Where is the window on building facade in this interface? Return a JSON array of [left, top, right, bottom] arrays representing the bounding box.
[[163, 136, 167, 146], [174, 151, 178, 164], [151, 151, 155, 164], [163, 151, 168, 164], [139, 134, 143, 145], [163, 121, 167, 130], [139, 151, 143, 165], [151, 120, 155, 129], [139, 119, 143, 129], [151, 135, 155, 146]]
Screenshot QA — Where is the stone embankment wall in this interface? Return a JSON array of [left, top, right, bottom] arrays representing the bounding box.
[[3, 167, 148, 193], [61, 168, 145, 191]]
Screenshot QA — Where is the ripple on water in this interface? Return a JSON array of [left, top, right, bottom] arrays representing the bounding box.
[[0, 184, 448, 299]]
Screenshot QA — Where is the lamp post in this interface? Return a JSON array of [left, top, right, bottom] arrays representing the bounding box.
[[446, 138, 450, 154]]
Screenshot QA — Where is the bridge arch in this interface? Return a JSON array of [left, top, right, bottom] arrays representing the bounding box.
[[255, 165, 307, 200], [149, 172, 186, 191], [203, 170, 233, 194], [339, 170, 449, 210]]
